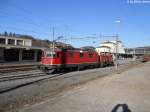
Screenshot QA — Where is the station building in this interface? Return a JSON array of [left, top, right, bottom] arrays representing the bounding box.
[[96, 39, 150, 59], [0, 34, 73, 63], [0, 35, 49, 63], [96, 40, 125, 59], [125, 46, 150, 59], [125, 47, 150, 55]]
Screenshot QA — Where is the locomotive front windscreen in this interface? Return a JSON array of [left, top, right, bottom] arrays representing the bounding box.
[[46, 51, 56, 58]]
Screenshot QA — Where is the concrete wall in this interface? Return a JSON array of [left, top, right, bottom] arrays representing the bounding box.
[[24, 40, 32, 47], [0, 36, 42, 63], [0, 36, 32, 47]]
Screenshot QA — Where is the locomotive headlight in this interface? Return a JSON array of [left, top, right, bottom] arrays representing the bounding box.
[[80, 50, 83, 53]]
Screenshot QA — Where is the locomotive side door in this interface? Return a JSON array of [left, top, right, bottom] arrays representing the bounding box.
[[61, 51, 66, 67]]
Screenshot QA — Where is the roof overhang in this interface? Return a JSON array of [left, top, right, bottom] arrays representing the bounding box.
[[0, 44, 46, 50]]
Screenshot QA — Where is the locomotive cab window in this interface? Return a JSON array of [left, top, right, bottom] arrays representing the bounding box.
[[89, 53, 93, 58], [46, 51, 56, 58], [80, 53, 84, 58]]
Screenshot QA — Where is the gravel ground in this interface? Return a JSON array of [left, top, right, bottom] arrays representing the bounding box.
[[0, 60, 140, 112], [19, 61, 150, 112]]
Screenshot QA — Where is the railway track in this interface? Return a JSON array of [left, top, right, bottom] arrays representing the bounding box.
[[0, 63, 51, 82], [0, 60, 136, 82], [0, 72, 46, 82], [0, 72, 64, 94], [0, 64, 65, 94], [0, 64, 39, 74], [0, 60, 139, 94]]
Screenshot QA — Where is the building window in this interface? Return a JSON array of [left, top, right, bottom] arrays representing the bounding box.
[[46, 51, 56, 58], [24, 41, 31, 46], [17, 40, 23, 46], [8, 39, 15, 45], [0, 38, 5, 44]]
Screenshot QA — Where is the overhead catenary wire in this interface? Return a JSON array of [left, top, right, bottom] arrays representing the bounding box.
[[0, 6, 99, 42], [0, 4, 118, 44]]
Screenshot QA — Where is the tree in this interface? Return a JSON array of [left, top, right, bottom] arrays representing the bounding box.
[[20, 35, 33, 39], [9, 32, 13, 37], [12, 33, 16, 37], [4, 31, 8, 36], [44, 39, 51, 43]]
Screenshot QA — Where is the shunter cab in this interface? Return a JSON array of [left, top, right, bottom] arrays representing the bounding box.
[[41, 49, 63, 70], [107, 53, 113, 65], [99, 52, 113, 67], [99, 53, 106, 67]]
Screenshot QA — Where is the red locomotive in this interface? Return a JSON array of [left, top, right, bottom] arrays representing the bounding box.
[[143, 54, 150, 62], [40, 48, 113, 73]]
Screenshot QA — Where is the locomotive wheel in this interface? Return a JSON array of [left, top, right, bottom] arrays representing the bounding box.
[[78, 66, 83, 71], [45, 69, 55, 74], [100, 62, 104, 67], [37, 65, 41, 69]]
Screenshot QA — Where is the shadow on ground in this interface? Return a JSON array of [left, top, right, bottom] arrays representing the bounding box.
[[111, 104, 131, 112]]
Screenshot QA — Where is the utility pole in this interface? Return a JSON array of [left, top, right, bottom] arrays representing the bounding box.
[[115, 20, 121, 69], [52, 26, 55, 51], [115, 35, 118, 69], [64, 25, 68, 43], [133, 48, 136, 61]]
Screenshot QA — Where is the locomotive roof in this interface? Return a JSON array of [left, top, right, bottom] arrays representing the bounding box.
[[45, 47, 96, 52], [65, 49, 96, 52]]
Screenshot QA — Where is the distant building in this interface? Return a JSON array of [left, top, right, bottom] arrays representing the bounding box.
[[0, 34, 73, 63], [0, 35, 32, 47], [125, 46, 150, 55], [96, 40, 125, 53], [0, 35, 43, 63], [95, 46, 111, 55], [96, 40, 125, 60]]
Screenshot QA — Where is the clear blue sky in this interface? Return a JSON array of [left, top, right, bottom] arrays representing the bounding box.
[[0, 0, 150, 48]]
